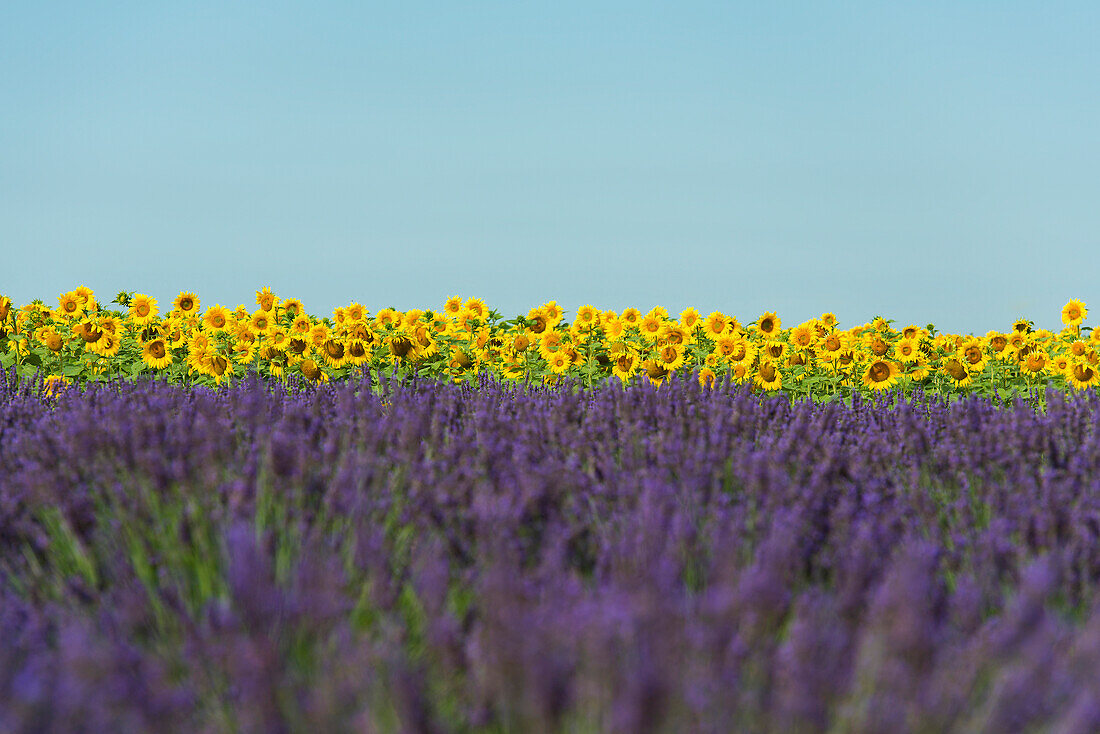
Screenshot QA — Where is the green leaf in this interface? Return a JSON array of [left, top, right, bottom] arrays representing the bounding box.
[[62, 363, 85, 377]]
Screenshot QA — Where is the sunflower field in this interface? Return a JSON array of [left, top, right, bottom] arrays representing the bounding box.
[[0, 288, 1097, 401]]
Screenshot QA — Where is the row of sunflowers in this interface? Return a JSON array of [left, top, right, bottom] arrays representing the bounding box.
[[0, 289, 1097, 399]]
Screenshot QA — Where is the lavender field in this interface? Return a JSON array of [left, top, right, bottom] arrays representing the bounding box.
[[3, 370, 1100, 732]]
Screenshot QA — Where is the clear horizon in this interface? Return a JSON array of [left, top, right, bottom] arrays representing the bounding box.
[[2, 2, 1098, 335]]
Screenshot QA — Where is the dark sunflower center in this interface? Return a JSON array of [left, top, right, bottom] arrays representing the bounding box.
[[136, 304, 149, 317], [825, 336, 840, 351], [324, 340, 344, 359], [872, 338, 889, 356], [760, 319, 773, 333], [991, 336, 1007, 351], [869, 361, 891, 382], [301, 359, 320, 379], [647, 363, 669, 379], [180, 298, 193, 310], [964, 347, 982, 364], [760, 364, 776, 382], [945, 359, 968, 381], [1074, 364, 1095, 382], [149, 341, 166, 359]]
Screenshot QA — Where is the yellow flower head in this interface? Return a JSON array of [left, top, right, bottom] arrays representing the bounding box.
[[1062, 299, 1087, 326], [757, 311, 781, 337], [173, 292, 200, 315], [129, 294, 158, 325], [255, 286, 278, 313]]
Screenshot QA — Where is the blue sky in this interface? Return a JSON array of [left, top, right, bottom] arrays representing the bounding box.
[[2, 1, 1098, 334]]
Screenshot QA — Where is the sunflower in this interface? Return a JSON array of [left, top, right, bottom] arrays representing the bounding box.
[[344, 302, 367, 323], [1068, 360, 1100, 390], [757, 312, 781, 338], [985, 332, 1010, 360], [722, 336, 756, 367], [790, 323, 815, 348], [41, 327, 65, 352], [907, 358, 931, 381], [817, 331, 848, 359], [642, 359, 669, 387], [640, 314, 664, 342], [308, 323, 330, 348], [679, 307, 702, 332], [255, 287, 278, 312], [205, 354, 231, 384], [620, 308, 643, 330], [956, 337, 989, 372], [1062, 299, 1088, 327], [281, 298, 305, 319], [375, 308, 400, 329], [659, 323, 691, 348], [542, 301, 564, 326], [74, 320, 104, 346], [285, 338, 310, 358], [698, 367, 717, 389], [172, 292, 200, 315], [941, 358, 974, 389], [73, 285, 97, 311], [320, 338, 348, 368], [655, 344, 686, 372], [57, 291, 84, 319], [250, 309, 275, 335], [141, 338, 172, 370], [604, 318, 626, 341], [1021, 350, 1049, 377], [232, 339, 256, 365], [462, 298, 487, 320], [820, 312, 839, 329], [862, 358, 900, 391], [443, 296, 463, 318], [574, 304, 599, 330], [612, 353, 637, 383], [863, 333, 891, 357], [90, 332, 121, 358], [537, 332, 565, 361], [410, 324, 439, 358], [203, 305, 231, 332], [753, 360, 783, 391], [390, 336, 415, 360], [892, 337, 921, 363], [546, 351, 571, 374], [703, 312, 729, 339], [762, 340, 788, 361], [129, 294, 158, 326], [298, 358, 328, 383]]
